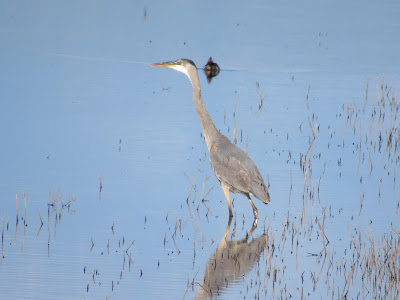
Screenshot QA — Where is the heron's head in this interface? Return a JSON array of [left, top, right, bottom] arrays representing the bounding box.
[[151, 59, 197, 77]]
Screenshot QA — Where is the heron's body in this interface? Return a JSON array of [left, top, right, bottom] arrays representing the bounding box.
[[152, 59, 270, 219]]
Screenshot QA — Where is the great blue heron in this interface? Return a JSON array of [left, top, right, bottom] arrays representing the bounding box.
[[151, 59, 270, 220]]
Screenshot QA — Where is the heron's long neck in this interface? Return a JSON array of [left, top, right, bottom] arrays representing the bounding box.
[[189, 74, 219, 151]]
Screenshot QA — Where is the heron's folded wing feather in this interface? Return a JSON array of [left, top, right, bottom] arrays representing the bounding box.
[[209, 140, 253, 194]]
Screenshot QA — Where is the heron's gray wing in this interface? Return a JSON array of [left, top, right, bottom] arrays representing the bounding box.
[[209, 137, 254, 195], [210, 135, 270, 203]]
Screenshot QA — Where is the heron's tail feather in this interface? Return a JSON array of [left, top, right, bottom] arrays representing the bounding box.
[[260, 191, 271, 204], [251, 184, 270, 205]]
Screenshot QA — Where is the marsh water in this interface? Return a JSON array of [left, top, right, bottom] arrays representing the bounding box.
[[1, 1, 400, 299]]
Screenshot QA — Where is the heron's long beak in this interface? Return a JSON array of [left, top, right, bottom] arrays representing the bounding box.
[[151, 61, 179, 67]]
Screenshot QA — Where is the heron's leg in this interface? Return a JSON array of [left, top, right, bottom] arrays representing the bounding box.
[[220, 182, 233, 218], [248, 197, 259, 219], [246, 217, 258, 239], [218, 216, 232, 250]]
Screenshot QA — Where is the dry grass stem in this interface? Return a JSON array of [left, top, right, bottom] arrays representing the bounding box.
[[232, 87, 242, 144]]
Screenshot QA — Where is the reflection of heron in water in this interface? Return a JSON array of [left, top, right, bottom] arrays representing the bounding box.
[[203, 57, 220, 83], [195, 218, 268, 299], [151, 59, 270, 222]]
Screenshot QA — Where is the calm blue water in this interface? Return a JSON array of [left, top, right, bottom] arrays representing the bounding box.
[[1, 1, 399, 299]]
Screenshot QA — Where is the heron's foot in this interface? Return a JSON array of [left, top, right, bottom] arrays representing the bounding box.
[[228, 209, 233, 220], [253, 208, 259, 220], [251, 217, 258, 233], [246, 217, 258, 238]]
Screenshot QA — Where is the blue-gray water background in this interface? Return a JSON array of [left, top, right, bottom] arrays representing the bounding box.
[[1, 1, 399, 299]]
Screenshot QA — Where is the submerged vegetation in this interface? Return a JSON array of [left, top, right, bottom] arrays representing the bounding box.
[[1, 75, 399, 299]]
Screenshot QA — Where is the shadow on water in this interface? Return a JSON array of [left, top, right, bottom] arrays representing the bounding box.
[[195, 217, 268, 299]]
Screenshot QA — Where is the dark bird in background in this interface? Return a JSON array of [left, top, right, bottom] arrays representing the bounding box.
[[203, 57, 220, 83]]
